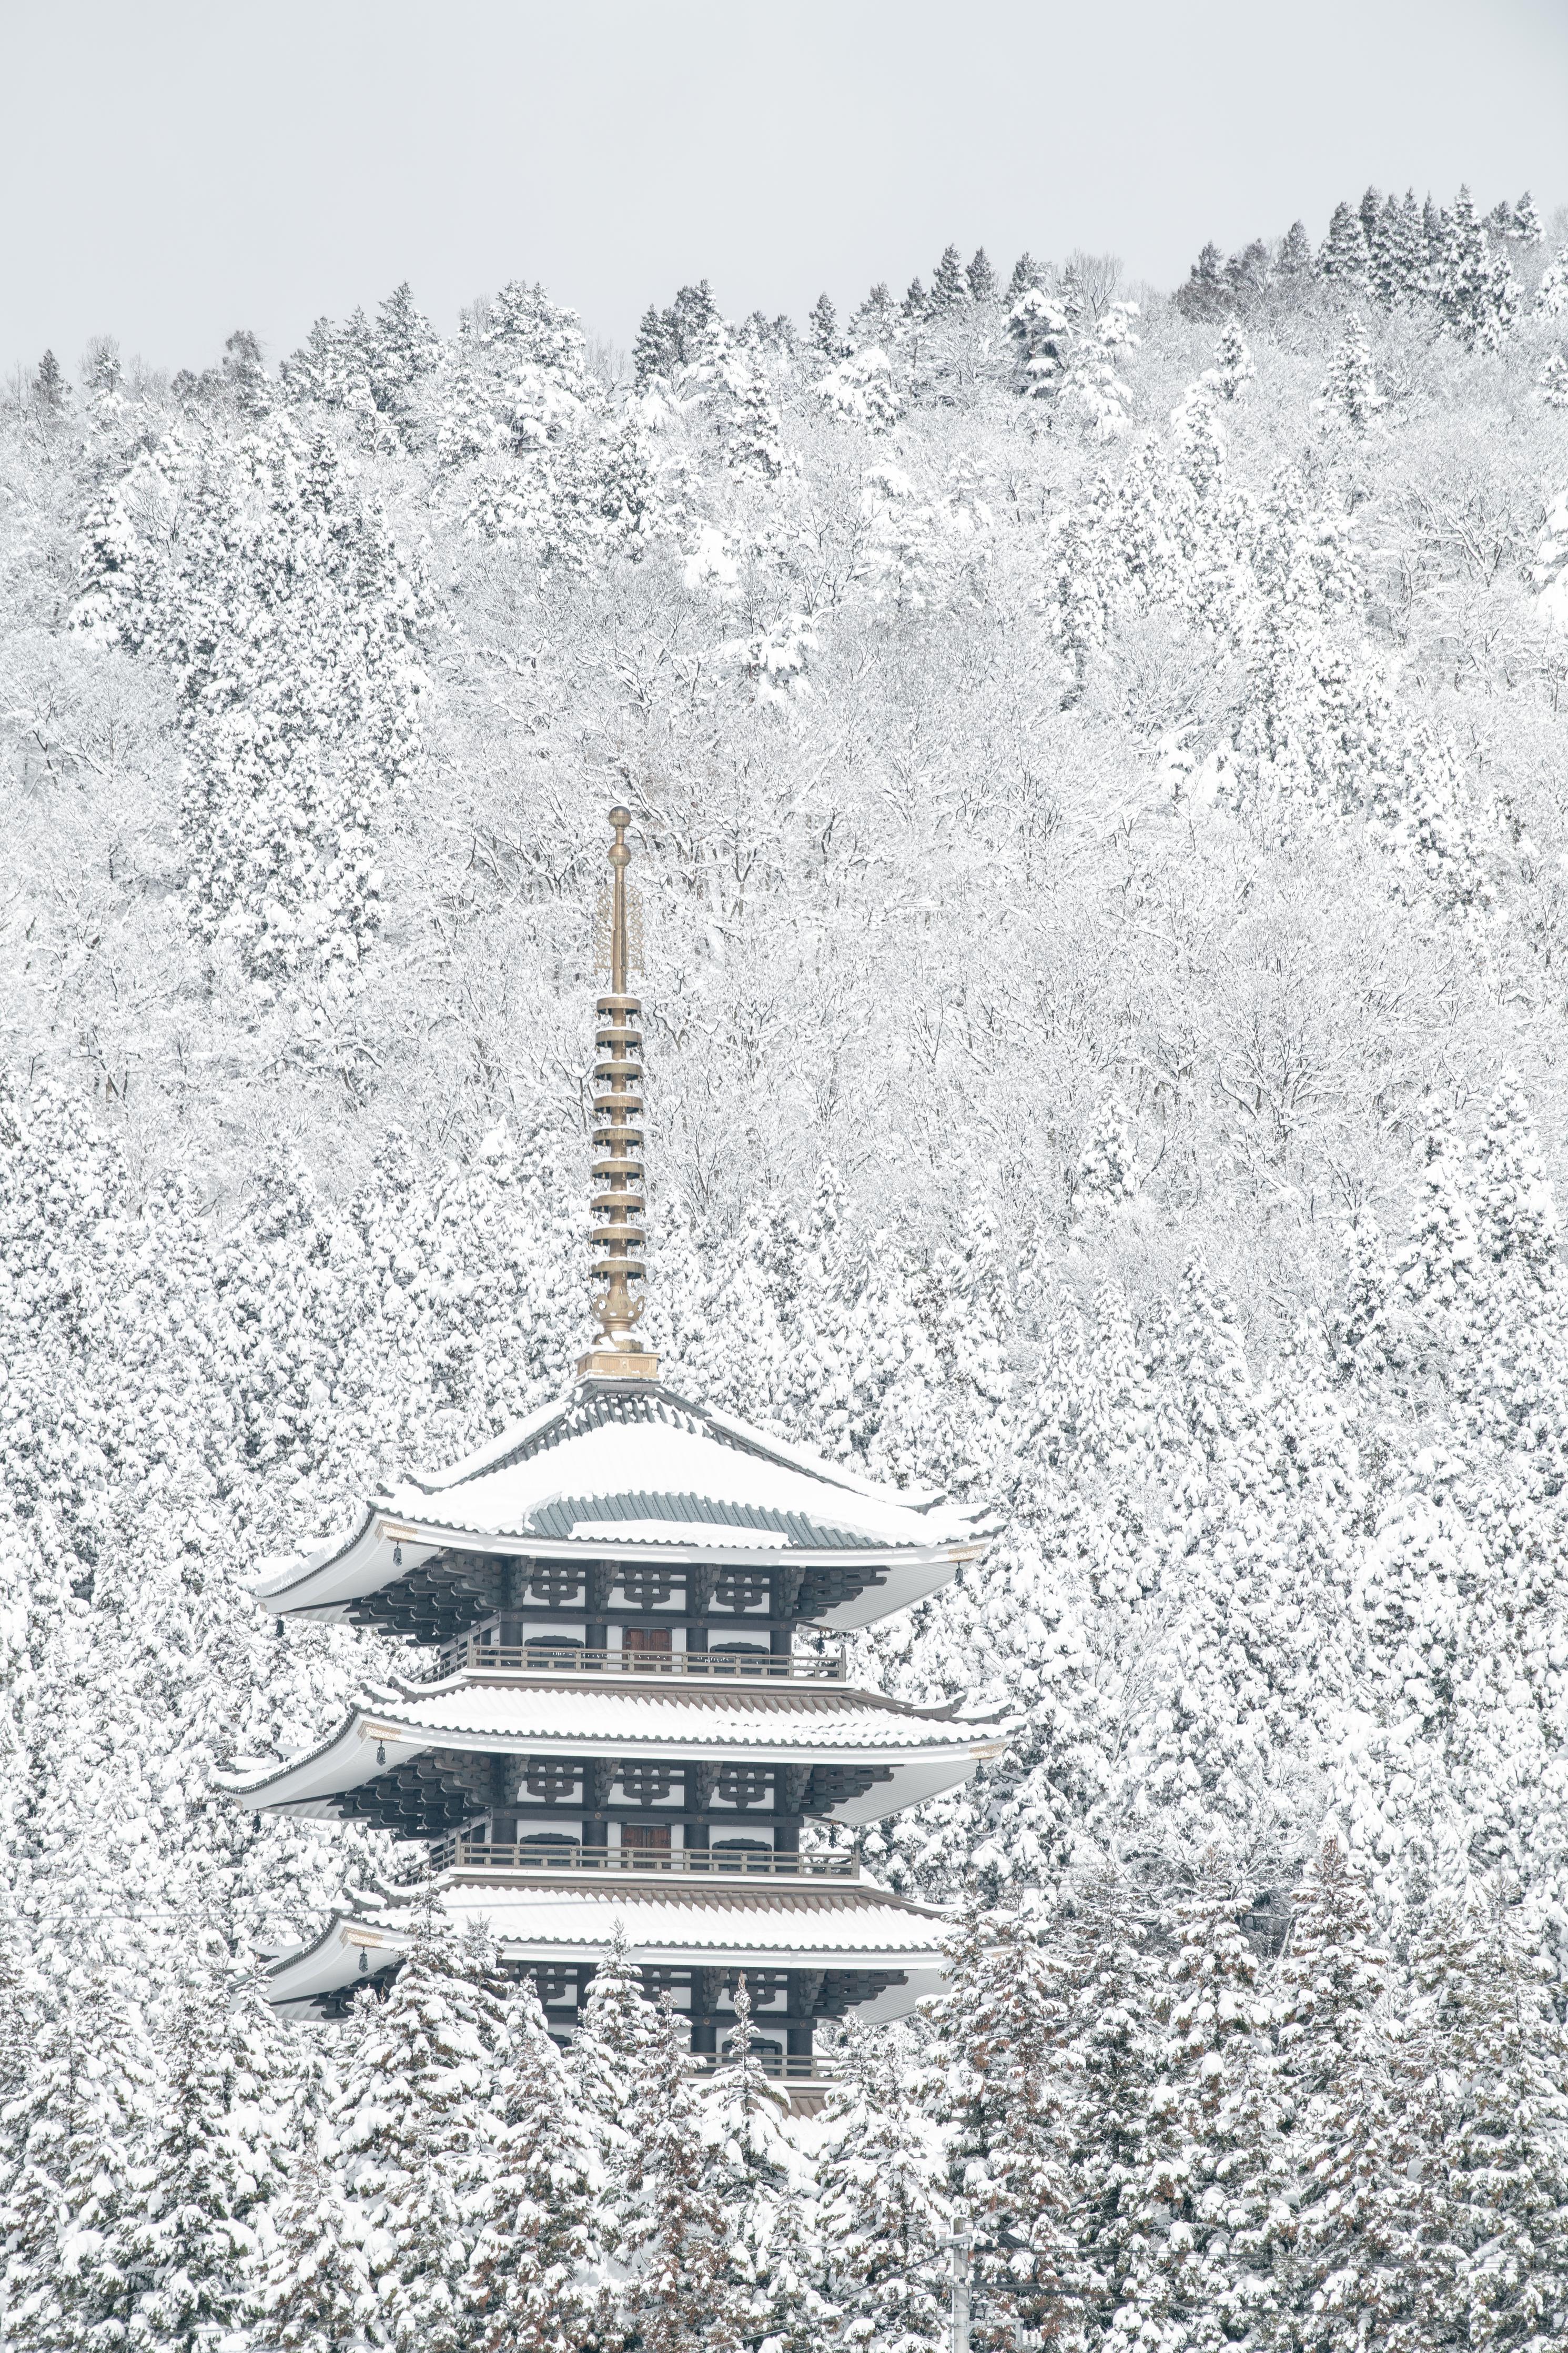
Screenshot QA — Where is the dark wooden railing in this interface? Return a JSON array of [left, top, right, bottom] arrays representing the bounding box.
[[437, 1637, 846, 1683], [430, 1835, 858, 1879]]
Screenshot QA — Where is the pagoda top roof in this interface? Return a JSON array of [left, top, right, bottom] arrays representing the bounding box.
[[252, 1377, 997, 1625], [266, 1875, 954, 2014]]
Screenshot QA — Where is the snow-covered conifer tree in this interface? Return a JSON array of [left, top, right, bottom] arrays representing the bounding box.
[[930, 246, 969, 309], [109, 1956, 289, 2352], [818, 2024, 947, 2353], [1275, 219, 1314, 286], [1318, 202, 1371, 289], [466, 1973, 603, 2353], [967, 247, 998, 301], [1534, 249, 1568, 318], [336, 1903, 504, 2353], [1203, 319, 1255, 401], [1175, 241, 1228, 320], [808, 292, 843, 357], [1316, 317, 1384, 431], [1432, 186, 1519, 351], [616, 1996, 741, 2353], [931, 1903, 1078, 2343]]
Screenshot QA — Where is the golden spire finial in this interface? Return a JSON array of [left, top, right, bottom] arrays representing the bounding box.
[[578, 806, 659, 1383]]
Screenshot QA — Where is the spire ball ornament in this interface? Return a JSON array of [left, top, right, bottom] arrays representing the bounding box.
[[579, 807, 659, 1382]]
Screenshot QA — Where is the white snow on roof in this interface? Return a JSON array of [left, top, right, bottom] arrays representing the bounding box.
[[565, 1517, 791, 1548], [381, 1417, 970, 1551], [264, 1882, 956, 2008], [428, 1880, 953, 1958], [375, 1679, 984, 1753]]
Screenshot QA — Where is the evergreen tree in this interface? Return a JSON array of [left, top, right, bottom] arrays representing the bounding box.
[[33, 348, 67, 409], [808, 291, 842, 357], [1007, 288, 1071, 397], [902, 277, 929, 320], [1433, 185, 1519, 350], [932, 1902, 1077, 2343], [931, 245, 969, 309], [1318, 201, 1371, 288], [1536, 249, 1568, 318], [1370, 190, 1426, 307], [850, 281, 898, 340], [967, 247, 998, 301], [1317, 316, 1384, 431], [819, 2025, 947, 2353], [466, 1974, 602, 2353], [571, 1925, 656, 2174], [1405, 1898, 1568, 2350], [633, 303, 676, 385], [1475, 1070, 1559, 1274], [1423, 192, 1448, 272], [1358, 185, 1383, 246], [1175, 241, 1228, 320], [616, 1995, 741, 2353], [1060, 1889, 1162, 2346], [112, 1959, 288, 2353], [1276, 1836, 1391, 2345], [1204, 318, 1255, 401], [1224, 238, 1272, 310], [31, 1977, 160, 2353], [670, 278, 720, 360], [222, 327, 269, 415], [336, 1903, 503, 2353], [1275, 220, 1315, 285], [258, 2124, 379, 2353], [1513, 190, 1543, 244], [1540, 350, 1568, 410], [1115, 1876, 1282, 2353], [1006, 252, 1046, 303], [705, 1978, 833, 2353]]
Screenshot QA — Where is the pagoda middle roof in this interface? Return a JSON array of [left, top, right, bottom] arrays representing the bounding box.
[[266, 1875, 955, 2014], [219, 1673, 1005, 1818], [252, 1377, 996, 1625]]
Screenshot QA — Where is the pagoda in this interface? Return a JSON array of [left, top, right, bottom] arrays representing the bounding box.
[[226, 809, 1000, 2082]]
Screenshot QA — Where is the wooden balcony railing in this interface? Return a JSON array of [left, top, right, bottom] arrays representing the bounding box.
[[436, 1637, 846, 1683], [430, 1835, 859, 1879], [691, 2053, 837, 2082]]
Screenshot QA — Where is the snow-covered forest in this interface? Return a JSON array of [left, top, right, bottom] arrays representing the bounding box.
[[6, 181, 1568, 2347]]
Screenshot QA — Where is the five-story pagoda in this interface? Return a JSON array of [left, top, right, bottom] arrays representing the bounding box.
[[225, 810, 1000, 2078]]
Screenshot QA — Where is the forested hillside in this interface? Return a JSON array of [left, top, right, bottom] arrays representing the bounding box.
[[6, 186, 1568, 2348]]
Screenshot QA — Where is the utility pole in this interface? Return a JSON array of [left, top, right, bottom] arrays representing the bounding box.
[[944, 2230, 972, 2353]]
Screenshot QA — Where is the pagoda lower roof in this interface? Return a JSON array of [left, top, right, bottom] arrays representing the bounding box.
[[219, 1673, 1004, 1822], [265, 1873, 953, 2014], [250, 1379, 995, 1629]]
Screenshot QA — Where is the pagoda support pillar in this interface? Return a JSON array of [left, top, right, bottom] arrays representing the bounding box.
[[774, 1766, 810, 1856], [585, 1564, 612, 1657], [690, 1967, 723, 2056], [583, 1758, 614, 1851]]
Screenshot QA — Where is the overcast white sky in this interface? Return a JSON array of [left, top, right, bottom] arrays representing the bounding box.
[[3, 0, 1565, 379]]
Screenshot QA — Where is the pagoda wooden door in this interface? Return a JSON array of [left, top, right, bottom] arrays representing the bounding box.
[[620, 1822, 673, 1863], [622, 1625, 672, 1661]]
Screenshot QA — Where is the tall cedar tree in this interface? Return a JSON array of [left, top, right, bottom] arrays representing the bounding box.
[[616, 1995, 742, 2353], [932, 1901, 1078, 2344], [466, 1973, 604, 2353]]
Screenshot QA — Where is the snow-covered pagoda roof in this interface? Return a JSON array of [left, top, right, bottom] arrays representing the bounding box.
[[266, 1875, 954, 2016], [252, 1379, 996, 1630], [219, 1673, 1004, 1823]]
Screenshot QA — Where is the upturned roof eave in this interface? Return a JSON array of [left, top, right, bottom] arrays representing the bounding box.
[[264, 1883, 958, 2005], [254, 1506, 989, 1618], [219, 1696, 1003, 1810]]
